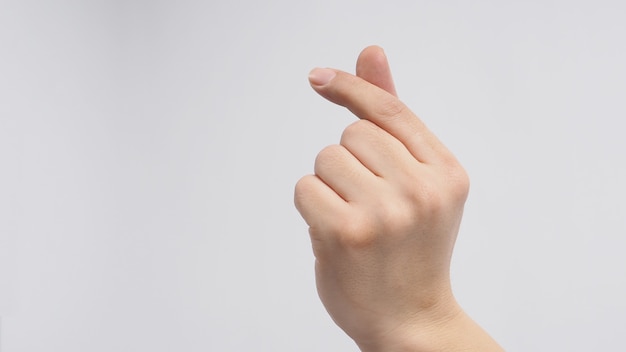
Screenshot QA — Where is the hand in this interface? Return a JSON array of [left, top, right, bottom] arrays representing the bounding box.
[[295, 46, 502, 351]]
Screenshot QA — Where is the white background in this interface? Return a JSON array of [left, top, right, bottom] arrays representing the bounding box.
[[1, 1, 625, 351]]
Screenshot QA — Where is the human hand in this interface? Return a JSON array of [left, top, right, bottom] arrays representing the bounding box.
[[295, 46, 502, 351]]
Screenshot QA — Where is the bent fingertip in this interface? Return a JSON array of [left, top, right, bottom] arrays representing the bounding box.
[[309, 67, 336, 87]]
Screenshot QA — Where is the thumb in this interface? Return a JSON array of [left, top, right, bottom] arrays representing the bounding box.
[[356, 45, 398, 97]]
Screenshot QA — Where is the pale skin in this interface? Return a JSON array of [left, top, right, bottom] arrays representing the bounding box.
[[294, 46, 504, 352]]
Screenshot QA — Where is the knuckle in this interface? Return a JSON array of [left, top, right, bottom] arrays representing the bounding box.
[[376, 98, 407, 122], [294, 175, 314, 200], [438, 149, 463, 167], [338, 227, 377, 250], [402, 180, 446, 218], [293, 175, 316, 210], [340, 120, 377, 145], [314, 144, 344, 171], [334, 216, 378, 250], [375, 202, 412, 236], [449, 166, 470, 202], [420, 185, 447, 217], [403, 167, 470, 217], [436, 160, 470, 203]]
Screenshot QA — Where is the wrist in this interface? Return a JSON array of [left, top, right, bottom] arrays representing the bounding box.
[[355, 299, 502, 352]]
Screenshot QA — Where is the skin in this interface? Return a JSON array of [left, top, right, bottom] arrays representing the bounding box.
[[294, 46, 503, 352]]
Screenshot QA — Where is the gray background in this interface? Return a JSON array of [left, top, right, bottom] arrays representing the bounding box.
[[1, 0, 625, 351]]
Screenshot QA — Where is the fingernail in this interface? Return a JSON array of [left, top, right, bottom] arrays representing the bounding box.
[[309, 68, 336, 86]]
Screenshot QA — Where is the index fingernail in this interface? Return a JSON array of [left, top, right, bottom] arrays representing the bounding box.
[[309, 68, 336, 86]]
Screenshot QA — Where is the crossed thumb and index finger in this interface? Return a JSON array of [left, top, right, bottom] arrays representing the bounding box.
[[307, 48, 450, 165]]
